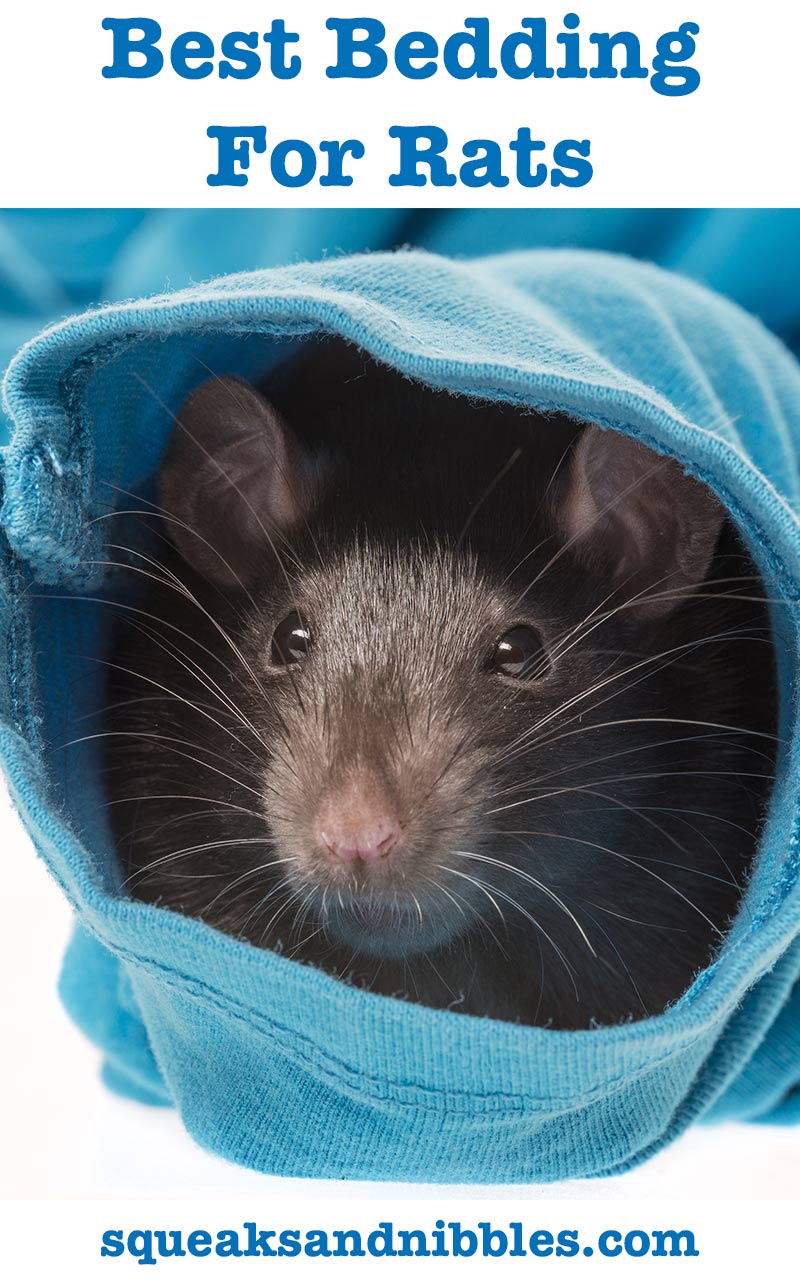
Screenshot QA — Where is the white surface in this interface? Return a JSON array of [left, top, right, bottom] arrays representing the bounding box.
[[2, 1, 800, 206], [2, 777, 799, 1200]]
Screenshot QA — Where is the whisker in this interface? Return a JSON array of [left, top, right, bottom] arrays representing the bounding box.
[[491, 829, 725, 932], [452, 850, 596, 956], [456, 446, 523, 548], [63, 730, 266, 800], [440, 864, 580, 1000], [123, 836, 273, 886]]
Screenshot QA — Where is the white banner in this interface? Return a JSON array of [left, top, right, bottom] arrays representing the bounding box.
[[1, 1199, 794, 1283], [1, 0, 798, 207]]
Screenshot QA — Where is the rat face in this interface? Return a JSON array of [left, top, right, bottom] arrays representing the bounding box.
[[243, 542, 566, 957], [107, 349, 774, 1026], [150, 359, 739, 958]]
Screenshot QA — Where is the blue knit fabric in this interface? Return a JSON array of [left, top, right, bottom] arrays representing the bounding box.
[[2, 238, 800, 1182]]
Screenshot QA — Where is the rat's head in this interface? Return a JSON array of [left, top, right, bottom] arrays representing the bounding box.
[[158, 369, 725, 961]]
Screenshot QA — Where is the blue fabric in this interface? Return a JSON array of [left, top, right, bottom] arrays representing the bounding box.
[[3, 210, 800, 445], [1, 213, 800, 1182]]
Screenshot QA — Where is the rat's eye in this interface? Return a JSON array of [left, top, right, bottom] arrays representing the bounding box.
[[489, 625, 548, 680], [271, 611, 312, 665]]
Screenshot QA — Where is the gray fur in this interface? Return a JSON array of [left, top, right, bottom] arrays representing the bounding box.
[[104, 340, 776, 1028]]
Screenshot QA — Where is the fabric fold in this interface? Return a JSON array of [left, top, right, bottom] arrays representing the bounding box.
[[2, 246, 799, 1182]]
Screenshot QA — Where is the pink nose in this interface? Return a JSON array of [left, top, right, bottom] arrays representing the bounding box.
[[316, 789, 402, 864]]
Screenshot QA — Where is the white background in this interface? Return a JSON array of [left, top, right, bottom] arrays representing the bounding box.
[[0, 1, 798, 206]]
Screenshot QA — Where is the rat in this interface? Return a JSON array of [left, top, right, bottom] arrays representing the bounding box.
[[101, 337, 777, 1029]]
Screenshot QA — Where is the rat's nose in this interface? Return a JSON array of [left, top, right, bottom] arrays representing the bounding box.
[[316, 786, 402, 864]]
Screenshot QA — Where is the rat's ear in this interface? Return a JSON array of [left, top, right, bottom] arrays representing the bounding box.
[[561, 425, 724, 617], [158, 376, 325, 586]]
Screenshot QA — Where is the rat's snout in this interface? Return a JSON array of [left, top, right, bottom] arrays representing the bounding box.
[[316, 781, 404, 866]]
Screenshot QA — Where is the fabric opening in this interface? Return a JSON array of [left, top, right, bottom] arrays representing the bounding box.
[[2, 249, 799, 1182]]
